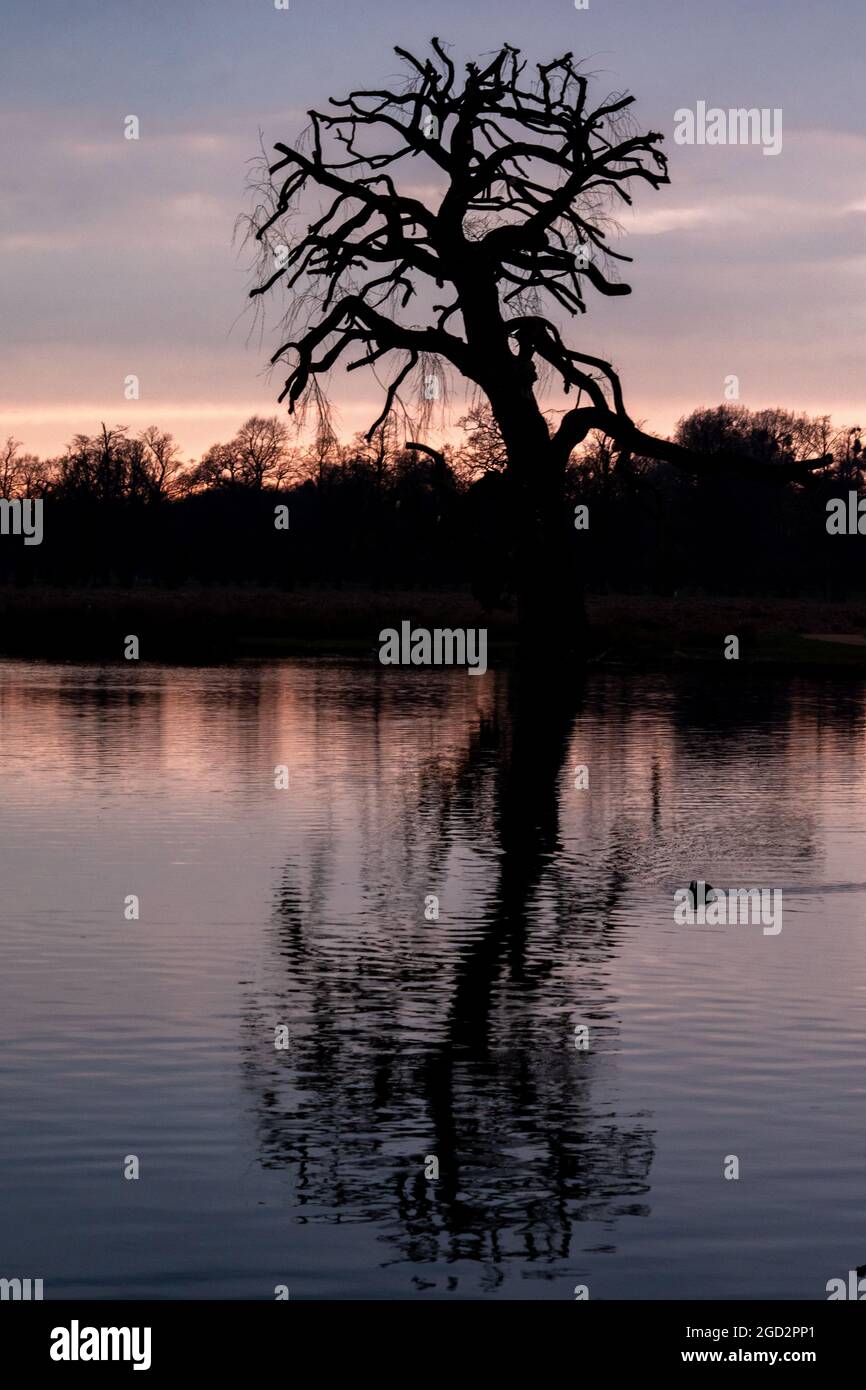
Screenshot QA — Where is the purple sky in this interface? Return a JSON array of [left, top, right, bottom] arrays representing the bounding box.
[[2, 0, 864, 459]]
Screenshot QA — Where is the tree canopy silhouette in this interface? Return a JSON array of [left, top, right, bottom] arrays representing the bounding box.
[[249, 39, 831, 646]]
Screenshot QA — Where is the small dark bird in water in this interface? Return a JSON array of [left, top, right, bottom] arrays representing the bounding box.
[[688, 879, 716, 907]]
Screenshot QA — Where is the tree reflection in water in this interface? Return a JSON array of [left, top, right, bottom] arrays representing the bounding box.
[[241, 665, 655, 1289]]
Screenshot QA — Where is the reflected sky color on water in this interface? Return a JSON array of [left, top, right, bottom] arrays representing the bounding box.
[[1, 659, 865, 1299]]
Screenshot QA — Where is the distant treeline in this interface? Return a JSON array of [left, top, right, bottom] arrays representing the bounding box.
[[2, 404, 864, 598]]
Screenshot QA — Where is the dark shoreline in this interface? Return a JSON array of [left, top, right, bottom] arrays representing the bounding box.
[[2, 584, 866, 669]]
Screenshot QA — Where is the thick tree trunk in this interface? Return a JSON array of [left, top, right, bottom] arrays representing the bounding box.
[[480, 344, 587, 662], [514, 510, 586, 662], [508, 451, 587, 663]]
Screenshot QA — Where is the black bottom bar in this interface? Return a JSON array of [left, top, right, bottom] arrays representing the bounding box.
[[1, 1300, 858, 1376]]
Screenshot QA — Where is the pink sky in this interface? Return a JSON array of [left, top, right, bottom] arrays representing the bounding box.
[[2, 1, 864, 461]]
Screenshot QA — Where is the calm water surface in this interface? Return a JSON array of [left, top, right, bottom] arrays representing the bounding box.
[[1, 658, 865, 1299]]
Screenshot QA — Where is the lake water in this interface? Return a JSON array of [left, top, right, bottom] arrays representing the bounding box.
[[1, 657, 865, 1300]]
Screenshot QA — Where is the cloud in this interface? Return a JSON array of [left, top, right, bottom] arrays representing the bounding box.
[[628, 205, 721, 235]]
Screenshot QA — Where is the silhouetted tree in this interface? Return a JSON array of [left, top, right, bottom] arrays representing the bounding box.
[[0, 437, 48, 498], [453, 402, 508, 480], [248, 39, 831, 651], [187, 415, 294, 492], [138, 426, 185, 499]]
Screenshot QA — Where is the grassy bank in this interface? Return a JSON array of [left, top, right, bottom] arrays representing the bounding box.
[[1, 585, 866, 668]]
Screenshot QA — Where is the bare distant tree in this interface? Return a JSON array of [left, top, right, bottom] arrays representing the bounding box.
[[453, 402, 509, 479], [0, 437, 22, 497], [232, 415, 293, 488], [675, 405, 835, 469], [0, 437, 50, 498], [56, 425, 131, 503], [139, 427, 186, 499], [186, 416, 294, 491]]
